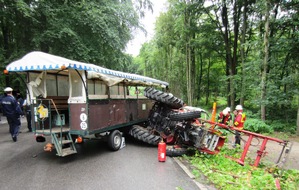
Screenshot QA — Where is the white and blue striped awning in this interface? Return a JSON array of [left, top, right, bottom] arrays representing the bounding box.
[[6, 51, 169, 87]]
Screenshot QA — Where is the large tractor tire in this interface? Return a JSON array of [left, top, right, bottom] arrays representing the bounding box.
[[169, 111, 201, 121], [166, 145, 188, 157], [144, 87, 184, 109], [129, 125, 161, 146]]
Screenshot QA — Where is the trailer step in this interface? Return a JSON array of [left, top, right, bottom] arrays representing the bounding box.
[[60, 147, 77, 157], [51, 132, 77, 157], [59, 140, 73, 145]]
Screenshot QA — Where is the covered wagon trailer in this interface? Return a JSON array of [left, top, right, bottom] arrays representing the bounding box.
[[5, 51, 168, 156]]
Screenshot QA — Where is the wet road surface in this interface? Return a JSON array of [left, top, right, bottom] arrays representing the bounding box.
[[0, 120, 201, 190]]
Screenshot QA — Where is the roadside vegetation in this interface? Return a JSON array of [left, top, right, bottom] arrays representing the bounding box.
[[185, 146, 299, 190], [186, 99, 299, 190], [199, 95, 298, 143]]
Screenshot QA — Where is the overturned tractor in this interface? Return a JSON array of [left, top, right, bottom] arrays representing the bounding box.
[[129, 88, 292, 169], [129, 87, 226, 156]]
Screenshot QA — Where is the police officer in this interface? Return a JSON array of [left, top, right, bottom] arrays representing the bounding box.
[[1, 87, 23, 142]]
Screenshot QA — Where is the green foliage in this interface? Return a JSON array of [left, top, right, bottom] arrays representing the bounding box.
[[187, 146, 299, 190], [0, 0, 147, 69], [244, 118, 274, 134], [266, 120, 297, 134], [0, 0, 156, 91], [136, 0, 299, 126]]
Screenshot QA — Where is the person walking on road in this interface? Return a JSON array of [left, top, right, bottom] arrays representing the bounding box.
[[16, 92, 25, 116], [1, 87, 23, 142], [23, 99, 32, 132]]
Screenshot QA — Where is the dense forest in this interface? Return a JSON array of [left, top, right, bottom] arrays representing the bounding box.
[[135, 0, 299, 135], [0, 0, 298, 135]]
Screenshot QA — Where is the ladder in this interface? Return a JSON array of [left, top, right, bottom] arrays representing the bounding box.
[[51, 130, 77, 157]]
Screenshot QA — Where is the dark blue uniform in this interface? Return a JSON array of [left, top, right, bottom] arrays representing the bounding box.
[[1, 95, 22, 142]]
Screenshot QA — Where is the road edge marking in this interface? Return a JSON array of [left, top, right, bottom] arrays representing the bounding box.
[[173, 157, 209, 190]]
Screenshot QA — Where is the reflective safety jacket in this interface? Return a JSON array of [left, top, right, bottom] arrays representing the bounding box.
[[217, 112, 232, 125], [234, 111, 246, 130]]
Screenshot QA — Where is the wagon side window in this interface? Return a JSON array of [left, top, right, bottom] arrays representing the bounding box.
[[57, 75, 69, 96], [87, 79, 108, 99], [109, 83, 124, 99], [126, 86, 146, 99], [87, 79, 95, 95], [45, 74, 68, 96], [138, 87, 146, 99], [69, 70, 86, 102], [28, 72, 47, 98], [46, 74, 57, 96], [95, 80, 107, 95]]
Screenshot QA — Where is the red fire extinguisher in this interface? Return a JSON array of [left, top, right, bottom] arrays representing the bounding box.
[[158, 139, 166, 162]]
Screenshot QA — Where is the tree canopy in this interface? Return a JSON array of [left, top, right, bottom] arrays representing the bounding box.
[[0, 0, 148, 69], [137, 0, 299, 131]]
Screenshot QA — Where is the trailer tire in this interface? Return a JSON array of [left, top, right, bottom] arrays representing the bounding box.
[[169, 111, 201, 121], [108, 130, 122, 151], [129, 125, 160, 146], [166, 145, 188, 157], [144, 87, 184, 109]]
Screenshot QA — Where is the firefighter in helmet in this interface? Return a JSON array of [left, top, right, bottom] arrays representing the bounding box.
[[217, 107, 232, 125], [233, 105, 246, 146]]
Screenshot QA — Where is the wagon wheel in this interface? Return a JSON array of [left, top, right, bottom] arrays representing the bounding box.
[[108, 130, 122, 151]]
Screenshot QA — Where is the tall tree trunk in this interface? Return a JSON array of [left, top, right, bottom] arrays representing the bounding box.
[[185, 5, 193, 106], [186, 41, 191, 105], [197, 52, 203, 100], [240, 0, 248, 106], [205, 57, 211, 105], [222, 2, 235, 109], [261, 0, 270, 121], [297, 96, 299, 136], [231, 0, 241, 109], [190, 33, 196, 106], [1, 20, 11, 87], [188, 42, 192, 105]]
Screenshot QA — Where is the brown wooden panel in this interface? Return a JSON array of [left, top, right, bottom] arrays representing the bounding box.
[[125, 100, 138, 122], [109, 99, 126, 126], [88, 100, 111, 130], [69, 99, 153, 133], [69, 104, 87, 131], [138, 99, 154, 119]]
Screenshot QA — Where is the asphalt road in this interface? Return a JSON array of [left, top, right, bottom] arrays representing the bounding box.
[[0, 118, 202, 190]]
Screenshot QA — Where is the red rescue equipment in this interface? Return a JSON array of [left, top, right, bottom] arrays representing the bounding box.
[[158, 139, 166, 162]]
